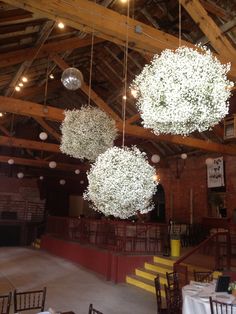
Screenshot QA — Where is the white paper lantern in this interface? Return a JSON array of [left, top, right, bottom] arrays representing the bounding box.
[[39, 132, 48, 141], [205, 158, 214, 166], [39, 176, 44, 180], [75, 169, 80, 175], [151, 154, 160, 163], [49, 161, 57, 169], [80, 180, 84, 184], [17, 172, 24, 179], [61, 67, 83, 90], [181, 153, 187, 160], [60, 179, 66, 185], [8, 158, 14, 165]]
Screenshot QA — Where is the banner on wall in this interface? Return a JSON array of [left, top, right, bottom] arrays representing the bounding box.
[[207, 157, 225, 188]]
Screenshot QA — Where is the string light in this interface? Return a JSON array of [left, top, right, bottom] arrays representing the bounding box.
[[15, 86, 21, 92], [0, 113, 3, 117], [49, 74, 54, 79], [58, 22, 65, 29], [18, 82, 24, 87], [21, 76, 28, 82]]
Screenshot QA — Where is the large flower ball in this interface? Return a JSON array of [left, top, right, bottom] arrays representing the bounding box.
[[83, 146, 157, 219], [60, 106, 118, 162], [132, 46, 234, 136]]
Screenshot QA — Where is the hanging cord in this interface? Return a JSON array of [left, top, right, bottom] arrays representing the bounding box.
[[122, 0, 130, 148], [88, 1, 96, 106], [179, 0, 182, 47], [44, 58, 50, 108]]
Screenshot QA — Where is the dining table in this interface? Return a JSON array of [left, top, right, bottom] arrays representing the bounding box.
[[182, 281, 236, 314]]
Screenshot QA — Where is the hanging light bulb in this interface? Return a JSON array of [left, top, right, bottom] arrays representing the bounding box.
[[75, 169, 80, 175], [8, 158, 14, 165], [181, 153, 187, 160], [17, 172, 24, 179], [49, 73, 54, 79], [61, 67, 84, 90], [39, 132, 48, 141], [58, 22, 65, 29], [151, 154, 160, 163], [80, 180, 84, 184], [39, 176, 44, 180], [49, 161, 57, 169], [21, 76, 28, 82], [59, 179, 66, 185], [15, 86, 21, 92], [19, 82, 24, 87]]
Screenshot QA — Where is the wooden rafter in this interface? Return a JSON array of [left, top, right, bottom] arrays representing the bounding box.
[[181, 0, 236, 60], [0, 135, 59, 153], [1, 96, 236, 155], [0, 36, 104, 68], [0, 155, 86, 171], [51, 54, 122, 122], [3, 0, 236, 80]]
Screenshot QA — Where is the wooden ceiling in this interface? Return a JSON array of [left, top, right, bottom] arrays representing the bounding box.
[[0, 0, 236, 178]]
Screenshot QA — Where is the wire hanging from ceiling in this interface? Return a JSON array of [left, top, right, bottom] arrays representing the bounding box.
[[122, 0, 130, 148]]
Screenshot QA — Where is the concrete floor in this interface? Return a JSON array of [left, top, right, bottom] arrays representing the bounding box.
[[0, 247, 156, 314]]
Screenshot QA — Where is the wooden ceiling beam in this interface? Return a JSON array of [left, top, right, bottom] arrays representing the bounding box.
[[3, 0, 236, 80], [200, 0, 232, 20], [1, 96, 236, 155], [0, 36, 104, 68], [0, 135, 60, 153], [51, 54, 122, 122], [181, 0, 236, 60], [0, 155, 86, 171]]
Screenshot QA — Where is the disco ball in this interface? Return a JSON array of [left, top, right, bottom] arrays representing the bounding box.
[[61, 67, 83, 90]]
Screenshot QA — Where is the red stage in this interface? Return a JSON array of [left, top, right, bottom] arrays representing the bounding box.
[[41, 234, 153, 283]]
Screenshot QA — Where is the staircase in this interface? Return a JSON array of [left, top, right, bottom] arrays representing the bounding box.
[[126, 255, 222, 295]]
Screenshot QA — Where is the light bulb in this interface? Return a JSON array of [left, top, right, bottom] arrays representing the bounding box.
[[8, 158, 14, 165], [0, 112, 3, 117], [49, 73, 54, 79], [151, 154, 160, 163], [49, 161, 57, 169], [181, 153, 187, 160], [60, 179, 66, 185], [15, 86, 21, 92], [19, 82, 23, 87], [22, 76, 28, 82], [17, 172, 24, 179], [58, 22, 65, 29], [75, 169, 80, 175], [39, 176, 44, 180], [39, 132, 48, 141]]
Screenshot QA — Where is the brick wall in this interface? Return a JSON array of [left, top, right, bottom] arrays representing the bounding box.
[[158, 154, 236, 224]]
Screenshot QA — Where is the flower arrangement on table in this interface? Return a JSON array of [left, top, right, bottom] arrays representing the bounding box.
[[228, 282, 236, 296]]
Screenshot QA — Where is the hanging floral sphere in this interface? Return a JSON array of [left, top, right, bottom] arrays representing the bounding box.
[[132, 46, 234, 136], [151, 154, 160, 163], [60, 106, 118, 161], [39, 132, 48, 141], [84, 146, 157, 219], [49, 161, 57, 169]]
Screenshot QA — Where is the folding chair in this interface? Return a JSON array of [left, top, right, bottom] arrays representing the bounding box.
[[14, 287, 46, 313]]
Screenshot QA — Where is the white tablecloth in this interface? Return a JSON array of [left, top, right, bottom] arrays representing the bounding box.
[[182, 281, 235, 314]]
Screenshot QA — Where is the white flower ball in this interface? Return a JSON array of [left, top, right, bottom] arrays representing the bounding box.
[[151, 154, 160, 163], [60, 106, 118, 161], [84, 146, 157, 219], [49, 161, 57, 169], [39, 132, 48, 141], [132, 46, 233, 136]]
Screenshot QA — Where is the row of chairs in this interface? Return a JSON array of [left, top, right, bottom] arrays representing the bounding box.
[[154, 270, 214, 313], [0, 288, 46, 314]]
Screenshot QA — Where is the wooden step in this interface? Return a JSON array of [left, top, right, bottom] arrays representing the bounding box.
[[126, 275, 166, 296], [154, 256, 175, 267], [145, 262, 172, 274], [135, 268, 167, 284]]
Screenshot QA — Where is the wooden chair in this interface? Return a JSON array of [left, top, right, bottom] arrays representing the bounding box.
[[166, 271, 179, 289], [209, 296, 235, 314], [14, 287, 46, 313], [194, 270, 213, 283], [164, 284, 182, 314], [0, 292, 11, 314], [88, 303, 103, 314], [154, 275, 167, 314]]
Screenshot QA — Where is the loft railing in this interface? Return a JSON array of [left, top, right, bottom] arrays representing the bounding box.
[[174, 231, 231, 284], [46, 216, 168, 254]]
